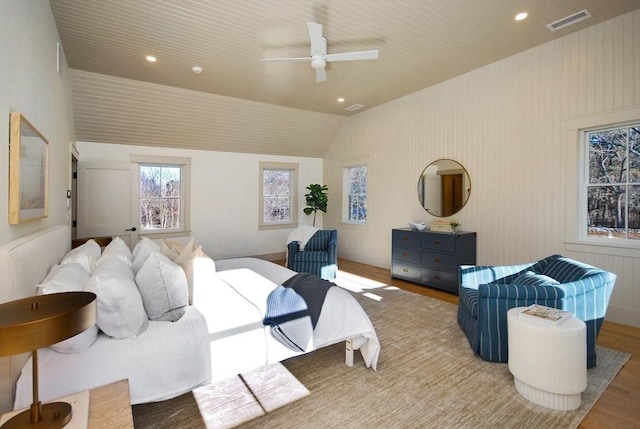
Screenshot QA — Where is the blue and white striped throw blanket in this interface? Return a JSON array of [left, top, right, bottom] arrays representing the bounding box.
[[263, 273, 333, 352]]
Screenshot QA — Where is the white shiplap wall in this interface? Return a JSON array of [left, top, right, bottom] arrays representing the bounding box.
[[324, 10, 640, 327]]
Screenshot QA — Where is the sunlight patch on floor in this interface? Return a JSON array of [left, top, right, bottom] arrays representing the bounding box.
[[193, 363, 309, 428], [333, 269, 387, 293], [362, 292, 383, 301]]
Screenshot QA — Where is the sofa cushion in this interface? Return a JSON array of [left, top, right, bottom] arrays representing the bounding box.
[[136, 252, 188, 321], [86, 257, 149, 338], [96, 236, 133, 266], [60, 239, 101, 273], [541, 257, 603, 283], [37, 262, 99, 353], [512, 271, 560, 286]]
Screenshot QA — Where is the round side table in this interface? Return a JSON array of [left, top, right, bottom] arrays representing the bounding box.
[[507, 307, 587, 411]]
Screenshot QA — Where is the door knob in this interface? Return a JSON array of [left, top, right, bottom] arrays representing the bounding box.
[[126, 227, 137, 232]]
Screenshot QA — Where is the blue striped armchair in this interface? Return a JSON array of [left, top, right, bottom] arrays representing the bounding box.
[[457, 254, 616, 368], [286, 229, 338, 280]]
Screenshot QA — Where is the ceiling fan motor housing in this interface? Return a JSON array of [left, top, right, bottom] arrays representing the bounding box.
[[311, 57, 326, 69]]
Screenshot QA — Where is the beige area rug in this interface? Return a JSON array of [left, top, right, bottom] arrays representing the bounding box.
[[133, 286, 630, 429]]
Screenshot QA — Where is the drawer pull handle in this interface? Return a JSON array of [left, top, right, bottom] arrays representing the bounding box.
[[434, 241, 441, 245], [403, 237, 409, 241], [434, 258, 440, 263], [403, 268, 409, 273], [403, 253, 409, 257], [434, 275, 440, 280]]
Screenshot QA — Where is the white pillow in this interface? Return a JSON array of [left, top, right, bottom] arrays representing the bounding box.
[[37, 263, 98, 353], [86, 257, 148, 338], [174, 245, 216, 305], [135, 252, 188, 321], [132, 236, 161, 259], [96, 236, 133, 266], [131, 240, 161, 274], [60, 240, 101, 273]]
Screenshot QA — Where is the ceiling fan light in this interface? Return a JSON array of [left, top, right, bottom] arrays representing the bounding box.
[[311, 58, 326, 69]]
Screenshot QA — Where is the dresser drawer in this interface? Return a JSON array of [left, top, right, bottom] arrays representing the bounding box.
[[392, 246, 421, 265], [421, 268, 457, 293], [392, 230, 422, 248], [421, 251, 461, 270], [422, 233, 456, 253], [392, 262, 422, 282]]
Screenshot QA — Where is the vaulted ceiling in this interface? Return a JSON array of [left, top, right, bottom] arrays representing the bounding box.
[[51, 0, 640, 157]]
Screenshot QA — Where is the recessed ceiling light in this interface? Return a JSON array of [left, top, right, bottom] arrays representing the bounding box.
[[337, 97, 345, 103], [146, 55, 157, 62], [192, 65, 203, 74], [515, 12, 528, 21]]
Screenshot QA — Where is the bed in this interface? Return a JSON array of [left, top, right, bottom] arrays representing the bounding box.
[[0, 226, 379, 412]]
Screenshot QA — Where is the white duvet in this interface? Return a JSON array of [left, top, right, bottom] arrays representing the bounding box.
[[14, 258, 379, 409]]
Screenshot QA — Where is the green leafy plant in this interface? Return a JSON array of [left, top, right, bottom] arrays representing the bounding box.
[[450, 220, 460, 232], [303, 184, 329, 227]]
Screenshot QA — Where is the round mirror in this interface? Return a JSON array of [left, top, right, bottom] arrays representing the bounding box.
[[417, 159, 471, 217]]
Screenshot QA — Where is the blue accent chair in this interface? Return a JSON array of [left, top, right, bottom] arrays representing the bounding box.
[[287, 230, 338, 280], [457, 254, 616, 368]]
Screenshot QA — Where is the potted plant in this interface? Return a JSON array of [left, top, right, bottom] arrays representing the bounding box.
[[450, 220, 460, 233], [303, 184, 328, 227]]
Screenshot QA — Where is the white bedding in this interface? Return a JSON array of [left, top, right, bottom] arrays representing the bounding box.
[[13, 256, 379, 409], [14, 307, 210, 409]]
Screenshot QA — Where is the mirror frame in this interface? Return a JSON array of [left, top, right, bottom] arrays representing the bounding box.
[[418, 159, 470, 217], [9, 113, 49, 224]]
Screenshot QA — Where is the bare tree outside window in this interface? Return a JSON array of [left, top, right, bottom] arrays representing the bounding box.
[[347, 165, 367, 222], [263, 169, 292, 223], [140, 165, 182, 230], [586, 124, 639, 240]]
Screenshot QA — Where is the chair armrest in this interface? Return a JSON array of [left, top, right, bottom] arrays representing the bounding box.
[[287, 241, 300, 253]]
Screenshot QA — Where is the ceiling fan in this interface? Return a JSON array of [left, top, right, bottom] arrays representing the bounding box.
[[261, 22, 379, 83]]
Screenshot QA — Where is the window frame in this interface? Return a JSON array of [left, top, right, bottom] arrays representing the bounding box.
[[580, 121, 639, 243], [258, 161, 298, 230], [342, 163, 368, 225], [564, 107, 639, 255], [131, 155, 191, 236]]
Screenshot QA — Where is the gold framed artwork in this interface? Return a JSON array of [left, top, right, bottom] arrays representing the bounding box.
[[9, 113, 49, 224]]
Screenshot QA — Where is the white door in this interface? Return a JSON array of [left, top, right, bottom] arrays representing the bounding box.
[[77, 162, 138, 248]]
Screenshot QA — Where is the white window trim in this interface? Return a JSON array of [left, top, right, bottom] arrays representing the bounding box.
[[130, 155, 191, 236], [259, 161, 298, 230], [565, 106, 640, 256], [342, 162, 368, 225]]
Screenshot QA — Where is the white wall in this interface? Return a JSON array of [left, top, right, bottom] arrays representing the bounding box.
[[77, 142, 323, 260], [0, 0, 76, 245], [324, 10, 640, 327]]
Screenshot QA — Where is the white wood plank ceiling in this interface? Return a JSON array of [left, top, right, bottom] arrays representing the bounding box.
[[50, 0, 640, 156]]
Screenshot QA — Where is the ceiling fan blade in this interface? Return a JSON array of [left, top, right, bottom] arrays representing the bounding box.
[[315, 67, 327, 83], [325, 49, 379, 62], [260, 57, 311, 63], [307, 22, 324, 56]]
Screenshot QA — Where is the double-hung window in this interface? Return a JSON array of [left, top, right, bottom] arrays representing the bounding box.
[[132, 155, 191, 234], [582, 122, 639, 241], [259, 162, 298, 228], [344, 164, 367, 223]]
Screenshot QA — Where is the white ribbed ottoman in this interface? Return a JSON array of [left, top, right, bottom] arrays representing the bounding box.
[[507, 307, 587, 411]]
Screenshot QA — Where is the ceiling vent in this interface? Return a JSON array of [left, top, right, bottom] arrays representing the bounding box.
[[546, 9, 591, 32], [345, 104, 364, 112]]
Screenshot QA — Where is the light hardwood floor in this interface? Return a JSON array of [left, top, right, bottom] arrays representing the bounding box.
[[278, 258, 639, 428]]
